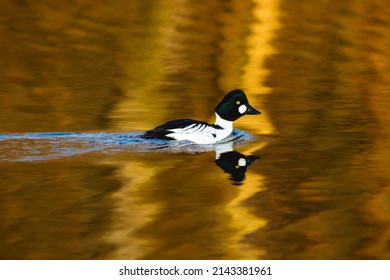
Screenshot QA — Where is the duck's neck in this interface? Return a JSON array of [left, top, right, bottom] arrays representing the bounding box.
[[215, 113, 233, 132]]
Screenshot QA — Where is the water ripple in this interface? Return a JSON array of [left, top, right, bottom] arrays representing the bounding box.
[[0, 130, 255, 162]]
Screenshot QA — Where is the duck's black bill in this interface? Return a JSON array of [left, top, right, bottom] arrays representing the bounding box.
[[246, 104, 261, 115]]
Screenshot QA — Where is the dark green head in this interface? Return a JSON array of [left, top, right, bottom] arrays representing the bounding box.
[[215, 89, 261, 121]]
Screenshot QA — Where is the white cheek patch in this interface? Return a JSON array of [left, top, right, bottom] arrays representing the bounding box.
[[238, 158, 246, 167], [238, 104, 247, 114]]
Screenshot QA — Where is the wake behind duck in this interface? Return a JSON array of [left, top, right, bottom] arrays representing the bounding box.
[[0, 129, 255, 162]]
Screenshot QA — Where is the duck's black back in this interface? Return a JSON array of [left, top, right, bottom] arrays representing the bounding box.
[[142, 119, 210, 140]]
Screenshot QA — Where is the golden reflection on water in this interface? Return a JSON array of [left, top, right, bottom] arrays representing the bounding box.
[[224, 161, 267, 259], [105, 0, 273, 259], [357, 1, 390, 259], [104, 160, 160, 259], [1, 0, 390, 260], [240, 0, 279, 135]]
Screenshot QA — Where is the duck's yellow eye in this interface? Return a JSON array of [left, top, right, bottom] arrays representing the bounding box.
[[236, 101, 241, 105], [235, 165, 240, 169]]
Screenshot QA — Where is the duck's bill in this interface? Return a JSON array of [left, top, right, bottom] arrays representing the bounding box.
[[246, 104, 261, 115]]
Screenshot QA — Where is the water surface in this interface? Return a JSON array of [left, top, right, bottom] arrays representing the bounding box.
[[1, 0, 390, 259]]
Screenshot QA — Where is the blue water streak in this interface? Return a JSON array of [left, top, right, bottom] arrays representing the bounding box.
[[0, 130, 254, 162]]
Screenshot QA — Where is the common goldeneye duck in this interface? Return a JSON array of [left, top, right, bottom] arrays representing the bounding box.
[[143, 89, 261, 144]]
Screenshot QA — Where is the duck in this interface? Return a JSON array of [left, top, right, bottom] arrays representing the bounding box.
[[142, 89, 261, 144]]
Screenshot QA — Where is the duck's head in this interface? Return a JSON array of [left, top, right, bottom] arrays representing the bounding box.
[[215, 89, 261, 121]]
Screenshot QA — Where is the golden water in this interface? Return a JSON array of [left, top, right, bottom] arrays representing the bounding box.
[[1, 0, 390, 259]]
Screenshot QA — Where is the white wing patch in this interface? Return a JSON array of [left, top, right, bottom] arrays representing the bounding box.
[[168, 123, 213, 134], [166, 123, 232, 144]]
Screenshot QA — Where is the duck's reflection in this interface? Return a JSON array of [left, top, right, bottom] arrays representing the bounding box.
[[215, 143, 260, 185]]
